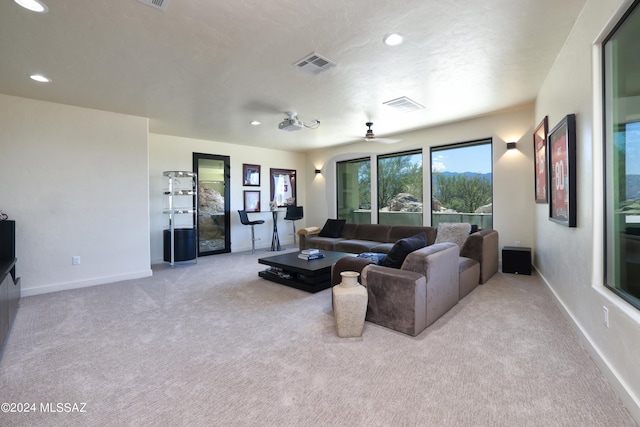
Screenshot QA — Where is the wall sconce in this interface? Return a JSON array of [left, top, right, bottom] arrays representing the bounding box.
[[315, 169, 322, 174], [506, 142, 517, 150]]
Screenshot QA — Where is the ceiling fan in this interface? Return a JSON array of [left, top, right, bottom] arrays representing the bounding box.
[[364, 122, 400, 144]]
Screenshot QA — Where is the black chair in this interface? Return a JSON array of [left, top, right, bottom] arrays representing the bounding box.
[[284, 206, 304, 244], [238, 210, 265, 254]]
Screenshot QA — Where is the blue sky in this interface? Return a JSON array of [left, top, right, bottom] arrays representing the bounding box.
[[431, 144, 492, 174], [624, 122, 640, 175]]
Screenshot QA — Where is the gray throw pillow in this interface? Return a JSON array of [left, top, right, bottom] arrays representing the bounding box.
[[379, 232, 427, 269], [434, 222, 471, 248]]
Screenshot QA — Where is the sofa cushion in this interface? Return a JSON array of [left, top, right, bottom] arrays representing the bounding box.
[[387, 226, 436, 245], [305, 236, 345, 251], [369, 242, 395, 254], [354, 224, 391, 242], [318, 219, 346, 238], [340, 223, 359, 239], [434, 222, 471, 248], [379, 232, 428, 269], [334, 239, 381, 254]]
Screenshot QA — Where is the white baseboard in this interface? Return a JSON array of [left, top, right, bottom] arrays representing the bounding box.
[[533, 266, 640, 423], [21, 269, 153, 297]]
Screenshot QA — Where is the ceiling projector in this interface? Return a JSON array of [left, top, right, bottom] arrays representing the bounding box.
[[278, 116, 303, 131]]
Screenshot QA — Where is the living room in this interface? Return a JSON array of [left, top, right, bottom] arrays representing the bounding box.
[[1, 0, 640, 424]]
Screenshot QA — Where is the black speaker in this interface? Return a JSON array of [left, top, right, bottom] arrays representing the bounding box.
[[163, 228, 197, 262], [502, 246, 531, 275], [0, 220, 15, 260]]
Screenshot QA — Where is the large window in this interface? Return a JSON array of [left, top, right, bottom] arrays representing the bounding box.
[[337, 158, 371, 224], [604, 0, 640, 309], [430, 140, 493, 229], [377, 150, 423, 226]]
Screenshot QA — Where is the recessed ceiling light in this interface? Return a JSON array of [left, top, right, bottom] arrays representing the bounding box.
[[30, 74, 51, 83], [383, 33, 403, 46], [250, 120, 261, 126], [14, 0, 49, 13]]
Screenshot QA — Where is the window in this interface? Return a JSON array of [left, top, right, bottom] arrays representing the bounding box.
[[430, 140, 493, 229], [337, 158, 371, 224], [604, 0, 640, 309], [377, 150, 423, 226]]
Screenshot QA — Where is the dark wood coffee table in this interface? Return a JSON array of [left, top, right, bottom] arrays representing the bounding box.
[[258, 250, 353, 293]]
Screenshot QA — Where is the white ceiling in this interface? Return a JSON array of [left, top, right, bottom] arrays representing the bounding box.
[[0, 0, 586, 152]]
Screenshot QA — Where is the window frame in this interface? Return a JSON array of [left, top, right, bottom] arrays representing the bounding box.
[[602, 0, 640, 310], [336, 157, 372, 224], [430, 138, 493, 229], [376, 149, 423, 225]]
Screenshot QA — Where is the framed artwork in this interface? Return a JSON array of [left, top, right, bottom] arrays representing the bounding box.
[[243, 164, 260, 187], [270, 168, 296, 207], [243, 190, 260, 212], [548, 114, 576, 227], [533, 116, 549, 203]]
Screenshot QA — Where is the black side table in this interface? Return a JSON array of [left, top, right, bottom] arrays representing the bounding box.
[[502, 246, 531, 275]]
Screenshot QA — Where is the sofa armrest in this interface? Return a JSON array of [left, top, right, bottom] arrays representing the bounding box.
[[361, 264, 427, 336], [297, 227, 320, 250], [460, 229, 498, 284], [401, 242, 460, 326]]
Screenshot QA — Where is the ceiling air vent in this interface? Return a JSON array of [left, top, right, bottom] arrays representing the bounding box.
[[136, 0, 170, 11], [293, 52, 337, 75], [383, 96, 425, 113]]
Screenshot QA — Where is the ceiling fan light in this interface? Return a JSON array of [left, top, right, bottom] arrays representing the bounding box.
[[15, 0, 48, 13]]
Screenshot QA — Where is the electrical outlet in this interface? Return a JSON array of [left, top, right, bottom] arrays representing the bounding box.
[[72, 256, 81, 265], [602, 306, 609, 328]]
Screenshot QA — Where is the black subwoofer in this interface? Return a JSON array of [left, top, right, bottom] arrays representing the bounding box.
[[163, 228, 197, 262], [502, 246, 531, 275]]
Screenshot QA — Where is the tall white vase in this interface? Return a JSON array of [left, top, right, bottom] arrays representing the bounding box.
[[332, 271, 368, 338]]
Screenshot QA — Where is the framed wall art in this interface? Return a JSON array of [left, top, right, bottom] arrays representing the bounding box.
[[243, 164, 260, 187], [533, 116, 549, 203], [548, 114, 576, 227], [270, 168, 296, 207], [243, 190, 261, 212]]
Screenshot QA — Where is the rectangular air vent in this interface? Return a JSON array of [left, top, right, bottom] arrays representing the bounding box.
[[136, 0, 170, 11], [383, 96, 425, 113], [293, 52, 337, 75]]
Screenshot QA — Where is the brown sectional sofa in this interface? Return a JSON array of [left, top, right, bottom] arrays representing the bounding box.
[[299, 223, 436, 254], [299, 223, 498, 286], [299, 222, 499, 337]]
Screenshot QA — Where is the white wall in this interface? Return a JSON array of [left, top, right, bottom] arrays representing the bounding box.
[[149, 133, 307, 262], [0, 94, 151, 296], [535, 0, 640, 420], [304, 104, 536, 253]]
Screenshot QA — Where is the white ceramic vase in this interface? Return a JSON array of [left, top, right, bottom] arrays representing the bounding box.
[[332, 271, 368, 338]]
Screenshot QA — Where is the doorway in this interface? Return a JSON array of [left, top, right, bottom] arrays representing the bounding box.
[[193, 153, 231, 255]]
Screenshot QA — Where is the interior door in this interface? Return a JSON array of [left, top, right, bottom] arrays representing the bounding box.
[[193, 153, 231, 255]]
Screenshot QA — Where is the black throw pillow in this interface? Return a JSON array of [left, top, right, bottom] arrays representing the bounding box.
[[379, 232, 427, 269], [318, 219, 346, 238]]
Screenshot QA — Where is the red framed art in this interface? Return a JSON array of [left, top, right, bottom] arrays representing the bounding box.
[[548, 114, 576, 227], [534, 116, 548, 203]]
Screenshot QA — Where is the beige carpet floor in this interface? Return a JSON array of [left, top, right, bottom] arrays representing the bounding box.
[[0, 248, 637, 426]]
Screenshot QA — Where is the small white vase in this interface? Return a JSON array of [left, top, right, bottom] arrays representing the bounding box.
[[332, 271, 368, 338]]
